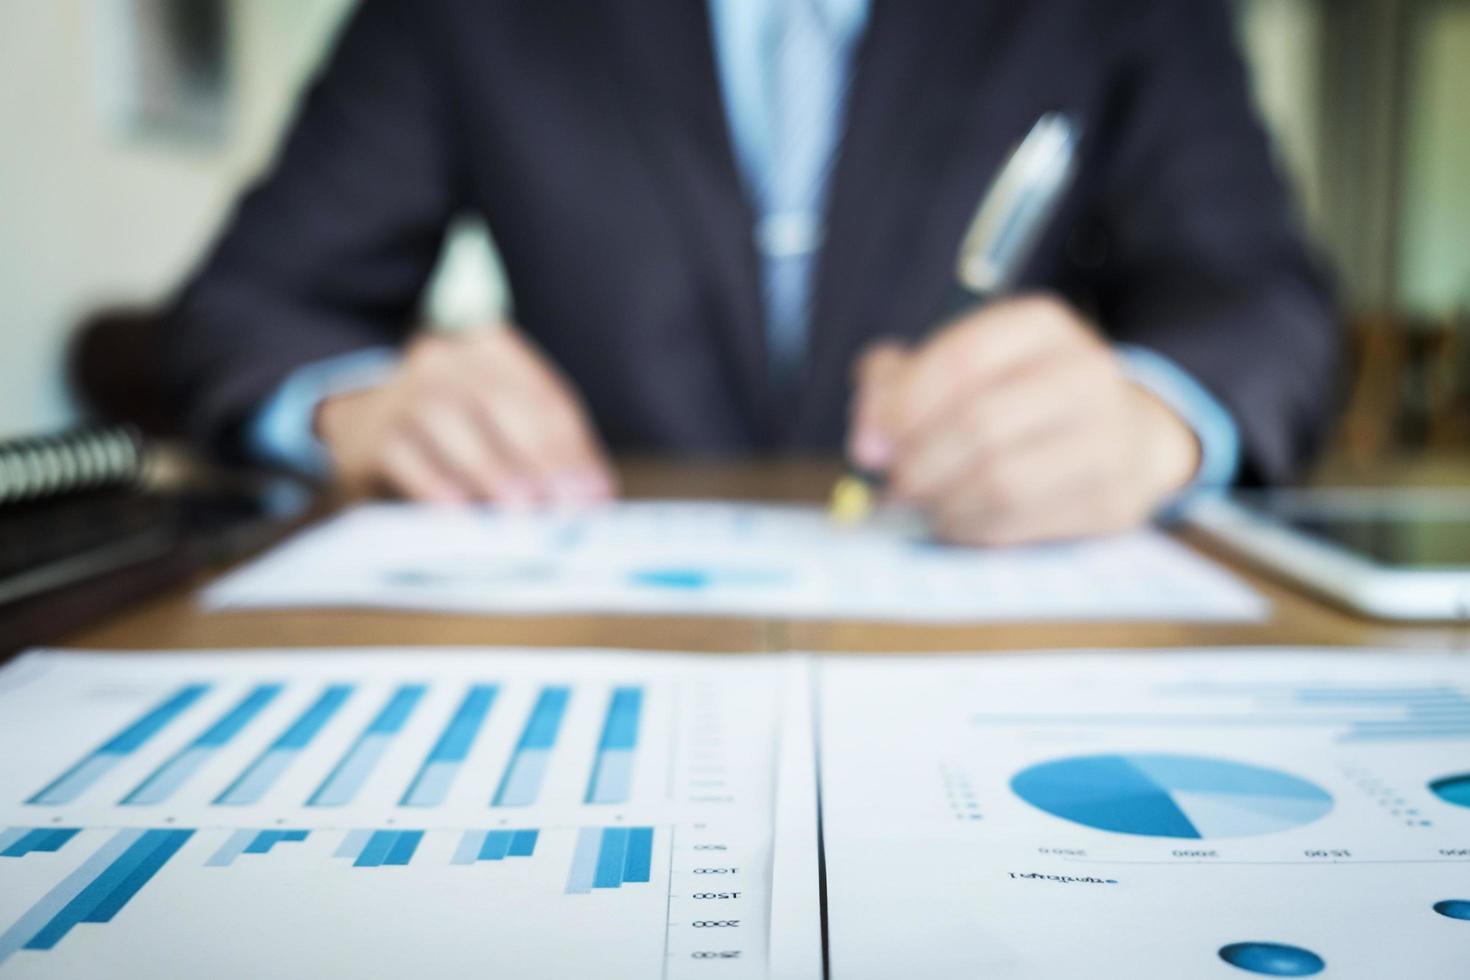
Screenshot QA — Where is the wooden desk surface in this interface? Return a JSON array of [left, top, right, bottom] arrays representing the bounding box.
[[59, 459, 1470, 656]]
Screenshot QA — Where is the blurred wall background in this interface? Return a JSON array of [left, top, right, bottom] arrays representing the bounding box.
[[1, 0, 1467, 459]]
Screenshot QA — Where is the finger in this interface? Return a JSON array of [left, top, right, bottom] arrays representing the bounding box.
[[893, 296, 1086, 443], [932, 431, 1153, 547], [465, 330, 616, 501], [928, 429, 1107, 543], [889, 351, 1113, 503], [467, 382, 604, 503], [378, 435, 467, 505], [409, 400, 512, 502], [847, 341, 909, 470], [939, 476, 1148, 547], [527, 379, 616, 501]]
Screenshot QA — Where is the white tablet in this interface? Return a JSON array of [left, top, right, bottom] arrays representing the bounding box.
[[1185, 488, 1470, 621]]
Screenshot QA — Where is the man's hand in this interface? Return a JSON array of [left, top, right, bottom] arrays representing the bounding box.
[[316, 328, 615, 506], [847, 295, 1200, 546]]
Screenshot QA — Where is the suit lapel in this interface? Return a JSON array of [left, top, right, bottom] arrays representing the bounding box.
[[587, 0, 773, 442], [789, 0, 1030, 445]]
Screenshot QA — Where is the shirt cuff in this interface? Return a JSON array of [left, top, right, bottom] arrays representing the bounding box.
[[1115, 343, 1241, 508], [246, 347, 400, 477]]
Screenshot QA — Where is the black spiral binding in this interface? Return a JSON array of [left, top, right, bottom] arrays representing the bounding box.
[[0, 425, 147, 507]]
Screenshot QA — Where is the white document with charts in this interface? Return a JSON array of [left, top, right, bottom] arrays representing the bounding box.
[[203, 501, 1266, 621], [2, 646, 1469, 978]]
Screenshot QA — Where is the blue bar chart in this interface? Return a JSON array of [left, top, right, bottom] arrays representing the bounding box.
[[400, 685, 498, 807], [492, 686, 569, 806], [308, 684, 426, 807], [451, 828, 540, 864], [565, 826, 654, 893], [28, 685, 209, 805], [216, 685, 353, 805], [122, 685, 283, 805], [0, 650, 786, 979], [0, 828, 194, 965], [207, 829, 311, 867], [586, 687, 642, 804], [19, 676, 665, 816], [335, 829, 426, 868], [0, 828, 80, 858]]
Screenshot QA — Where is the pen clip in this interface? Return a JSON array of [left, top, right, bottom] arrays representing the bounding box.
[[956, 112, 1082, 296]]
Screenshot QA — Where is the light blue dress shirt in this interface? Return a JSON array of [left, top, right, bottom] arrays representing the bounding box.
[[250, 0, 1239, 493]]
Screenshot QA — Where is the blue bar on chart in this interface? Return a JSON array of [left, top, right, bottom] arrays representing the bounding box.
[[215, 685, 353, 805], [309, 684, 426, 807], [334, 829, 425, 868], [451, 829, 540, 864], [585, 687, 642, 804], [565, 826, 654, 894], [0, 828, 194, 965], [206, 829, 310, 867], [0, 828, 80, 858], [121, 685, 283, 806], [401, 684, 498, 807], [28, 684, 210, 806], [492, 686, 570, 807], [1152, 682, 1470, 742]]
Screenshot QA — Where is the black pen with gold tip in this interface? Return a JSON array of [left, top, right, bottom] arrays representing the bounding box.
[[829, 112, 1083, 525]]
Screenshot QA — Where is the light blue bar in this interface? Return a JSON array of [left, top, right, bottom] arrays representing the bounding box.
[[310, 733, 392, 807], [597, 688, 642, 750], [31, 830, 80, 854], [29, 686, 211, 805], [479, 831, 514, 861], [333, 829, 373, 860], [517, 688, 570, 749], [508, 830, 538, 857], [353, 831, 397, 868], [400, 760, 459, 808], [120, 686, 282, 806], [121, 746, 214, 806], [383, 831, 422, 866], [28, 834, 164, 945], [493, 749, 550, 807], [0, 830, 53, 859], [399, 686, 497, 806], [622, 827, 653, 883], [191, 686, 283, 747], [593, 828, 629, 889], [0, 829, 143, 966], [75, 829, 192, 928], [215, 748, 296, 806], [29, 755, 124, 807], [424, 686, 497, 763], [216, 687, 352, 806], [206, 830, 256, 868], [1344, 729, 1470, 741], [273, 686, 353, 749], [452, 831, 487, 865], [565, 828, 601, 894], [587, 749, 634, 805]]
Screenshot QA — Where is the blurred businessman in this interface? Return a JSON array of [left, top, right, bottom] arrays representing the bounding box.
[[165, 0, 1340, 545]]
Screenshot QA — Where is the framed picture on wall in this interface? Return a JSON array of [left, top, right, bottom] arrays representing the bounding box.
[[91, 0, 231, 144]]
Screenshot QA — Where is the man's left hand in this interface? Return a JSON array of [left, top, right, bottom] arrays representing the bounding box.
[[847, 295, 1201, 546]]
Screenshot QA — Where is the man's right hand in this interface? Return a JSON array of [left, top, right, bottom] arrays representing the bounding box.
[[315, 327, 616, 506]]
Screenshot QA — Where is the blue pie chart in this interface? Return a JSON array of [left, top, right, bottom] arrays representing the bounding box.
[[1429, 773, 1470, 809], [1011, 753, 1333, 839]]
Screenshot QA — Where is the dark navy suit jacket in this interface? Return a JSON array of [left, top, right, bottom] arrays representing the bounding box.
[[166, 0, 1341, 482]]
